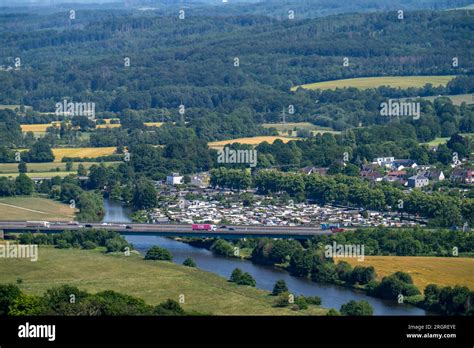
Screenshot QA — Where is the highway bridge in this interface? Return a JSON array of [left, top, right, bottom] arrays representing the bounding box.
[[0, 221, 333, 239]]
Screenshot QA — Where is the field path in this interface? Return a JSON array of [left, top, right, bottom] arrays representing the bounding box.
[[0, 202, 48, 214]]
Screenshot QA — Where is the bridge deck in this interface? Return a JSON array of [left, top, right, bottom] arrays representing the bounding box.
[[0, 222, 332, 239]]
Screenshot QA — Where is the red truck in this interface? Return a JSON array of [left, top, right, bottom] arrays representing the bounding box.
[[330, 227, 345, 233], [192, 224, 217, 231]]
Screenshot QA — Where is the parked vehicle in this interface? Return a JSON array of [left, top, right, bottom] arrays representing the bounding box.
[[192, 224, 217, 231]]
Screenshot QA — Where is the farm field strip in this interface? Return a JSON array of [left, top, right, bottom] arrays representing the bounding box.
[[0, 197, 75, 221], [339, 256, 474, 290], [0, 161, 119, 173], [52, 147, 117, 162], [292, 75, 456, 91], [0, 202, 48, 214], [208, 136, 297, 149]]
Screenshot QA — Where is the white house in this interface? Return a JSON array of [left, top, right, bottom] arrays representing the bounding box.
[[166, 173, 183, 185], [373, 157, 395, 168]]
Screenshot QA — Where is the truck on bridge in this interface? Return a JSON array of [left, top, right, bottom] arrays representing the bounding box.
[[192, 224, 217, 231], [26, 221, 50, 228]]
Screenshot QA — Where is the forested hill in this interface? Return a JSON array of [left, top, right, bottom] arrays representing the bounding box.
[[1, 0, 472, 17], [1, 9, 472, 116]]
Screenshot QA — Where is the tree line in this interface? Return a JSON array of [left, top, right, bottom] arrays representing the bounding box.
[[0, 284, 186, 316]]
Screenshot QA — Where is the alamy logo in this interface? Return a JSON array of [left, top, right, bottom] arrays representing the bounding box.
[[18, 322, 56, 341], [380, 100, 420, 120], [0, 242, 38, 262], [324, 242, 365, 262], [55, 99, 95, 119], [217, 147, 257, 168]]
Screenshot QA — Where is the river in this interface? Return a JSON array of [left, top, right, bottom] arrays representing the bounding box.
[[102, 198, 427, 315]]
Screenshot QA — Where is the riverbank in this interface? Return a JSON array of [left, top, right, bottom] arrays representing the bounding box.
[[99, 199, 426, 315], [0, 244, 327, 316], [127, 235, 426, 315]]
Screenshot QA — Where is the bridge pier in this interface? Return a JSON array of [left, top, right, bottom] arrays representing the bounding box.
[[0, 229, 4, 240]]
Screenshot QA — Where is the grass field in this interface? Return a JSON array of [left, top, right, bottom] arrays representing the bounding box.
[[0, 161, 120, 174], [262, 122, 341, 136], [422, 137, 451, 147], [398, 93, 473, 106], [0, 171, 76, 179], [0, 196, 75, 221], [0, 105, 32, 111], [339, 256, 474, 291], [421, 133, 474, 147], [0, 245, 327, 315], [96, 122, 163, 128], [52, 147, 117, 162], [291, 75, 456, 91], [208, 136, 297, 149], [262, 122, 322, 131]]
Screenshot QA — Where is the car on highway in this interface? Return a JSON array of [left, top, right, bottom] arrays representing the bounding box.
[[126, 225, 133, 229]]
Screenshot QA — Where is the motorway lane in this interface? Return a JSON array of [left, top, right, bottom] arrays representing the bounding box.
[[0, 221, 332, 237]]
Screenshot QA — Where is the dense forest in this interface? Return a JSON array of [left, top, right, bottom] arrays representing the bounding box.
[[0, 8, 473, 129]]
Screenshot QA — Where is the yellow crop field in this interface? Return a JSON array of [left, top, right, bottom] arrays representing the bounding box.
[[339, 256, 474, 290], [144, 122, 163, 127], [96, 123, 121, 129], [21, 124, 53, 132], [208, 136, 297, 149], [291, 75, 456, 91], [52, 147, 117, 162], [103, 118, 119, 124], [21, 122, 64, 133]]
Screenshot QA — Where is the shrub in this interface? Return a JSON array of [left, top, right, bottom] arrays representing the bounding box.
[[182, 258, 196, 267], [210, 239, 234, 257], [144, 246, 173, 261], [229, 268, 256, 287], [326, 308, 341, 316], [272, 279, 288, 296], [340, 300, 373, 316], [0, 284, 22, 315]]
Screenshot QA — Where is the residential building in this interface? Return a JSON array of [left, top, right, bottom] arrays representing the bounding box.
[[299, 166, 328, 176], [373, 157, 395, 167], [360, 169, 383, 182], [450, 168, 474, 184], [392, 159, 418, 171], [407, 174, 429, 188], [425, 170, 445, 182], [166, 173, 183, 185]]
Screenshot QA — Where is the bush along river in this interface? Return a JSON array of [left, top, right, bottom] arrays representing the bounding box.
[[102, 199, 427, 315]]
